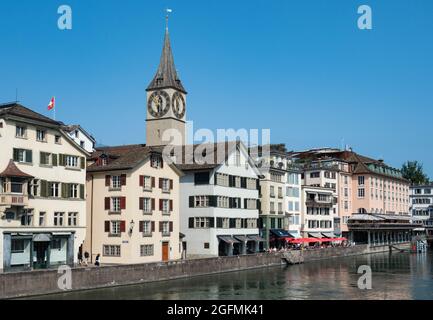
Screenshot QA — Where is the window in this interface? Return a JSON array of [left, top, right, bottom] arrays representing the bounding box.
[[162, 179, 170, 192], [39, 212, 46, 226], [151, 155, 162, 169], [358, 188, 365, 198], [21, 210, 33, 226], [65, 155, 79, 168], [161, 199, 170, 214], [194, 196, 209, 208], [36, 129, 47, 142], [11, 239, 25, 253], [216, 173, 229, 187], [143, 176, 152, 190], [68, 212, 78, 226], [140, 245, 154, 256], [80, 141, 85, 148], [142, 198, 152, 214], [111, 221, 121, 236], [13, 148, 32, 163], [270, 186, 275, 197], [112, 176, 121, 189], [50, 182, 60, 197], [40, 152, 51, 166], [278, 187, 283, 198], [278, 202, 283, 213], [358, 176, 365, 186], [194, 172, 210, 185], [29, 179, 39, 196], [15, 125, 26, 138], [55, 135, 61, 144], [204, 243, 210, 249], [162, 222, 170, 236], [142, 221, 152, 236], [195, 217, 211, 229], [103, 245, 121, 257], [54, 212, 64, 226], [288, 173, 299, 185], [112, 198, 121, 212], [270, 202, 275, 213], [52, 239, 62, 250], [310, 172, 320, 178]]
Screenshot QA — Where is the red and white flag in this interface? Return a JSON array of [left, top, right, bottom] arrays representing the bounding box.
[[48, 97, 55, 111]]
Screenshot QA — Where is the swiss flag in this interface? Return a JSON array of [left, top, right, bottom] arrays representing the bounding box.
[[48, 97, 55, 111]]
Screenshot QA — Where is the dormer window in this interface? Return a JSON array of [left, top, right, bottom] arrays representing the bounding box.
[[151, 155, 163, 169]]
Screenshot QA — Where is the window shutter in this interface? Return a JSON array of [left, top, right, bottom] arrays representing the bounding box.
[[159, 222, 163, 232], [52, 154, 58, 166], [151, 198, 155, 211], [139, 175, 144, 187], [257, 200, 261, 211], [169, 222, 173, 232], [209, 196, 217, 207], [80, 184, 85, 199], [217, 218, 223, 229], [160, 158, 164, 169], [27, 150, 33, 163], [61, 183, 68, 198], [159, 199, 163, 211], [139, 221, 144, 233], [169, 200, 173, 212], [105, 175, 111, 187], [244, 199, 247, 209], [40, 152, 44, 165], [189, 218, 194, 228], [104, 221, 110, 233], [104, 197, 110, 210], [189, 196, 194, 208], [120, 197, 126, 210], [159, 178, 163, 189], [120, 221, 126, 233], [170, 180, 173, 190], [209, 218, 215, 228], [59, 154, 65, 166], [151, 177, 155, 188], [121, 174, 127, 186], [139, 198, 144, 210], [40, 180, 48, 197], [80, 157, 85, 169], [151, 221, 155, 232]]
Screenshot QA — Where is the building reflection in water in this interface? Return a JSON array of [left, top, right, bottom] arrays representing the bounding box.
[[29, 252, 433, 300]]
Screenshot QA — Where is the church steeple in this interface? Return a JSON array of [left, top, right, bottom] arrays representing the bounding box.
[[147, 28, 186, 94]]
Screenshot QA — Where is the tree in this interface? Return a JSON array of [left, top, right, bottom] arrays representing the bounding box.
[[401, 161, 430, 185]]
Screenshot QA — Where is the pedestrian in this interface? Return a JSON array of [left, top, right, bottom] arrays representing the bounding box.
[[77, 251, 83, 266], [95, 254, 101, 267], [84, 251, 90, 266]]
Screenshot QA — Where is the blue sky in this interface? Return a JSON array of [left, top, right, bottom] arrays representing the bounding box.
[[0, 0, 432, 177]]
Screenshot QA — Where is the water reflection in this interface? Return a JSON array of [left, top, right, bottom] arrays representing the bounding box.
[[31, 252, 433, 300]]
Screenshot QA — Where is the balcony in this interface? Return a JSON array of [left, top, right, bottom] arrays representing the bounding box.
[[0, 193, 29, 207]]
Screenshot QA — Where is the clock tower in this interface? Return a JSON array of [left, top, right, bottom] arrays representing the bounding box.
[[146, 26, 187, 147]]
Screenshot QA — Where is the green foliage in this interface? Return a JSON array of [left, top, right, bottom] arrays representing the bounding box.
[[401, 161, 430, 185]]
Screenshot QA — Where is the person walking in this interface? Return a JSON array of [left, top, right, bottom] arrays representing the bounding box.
[[84, 251, 90, 266], [95, 254, 101, 267], [77, 251, 83, 266]]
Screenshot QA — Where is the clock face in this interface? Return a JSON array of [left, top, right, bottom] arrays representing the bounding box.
[[172, 92, 186, 119], [148, 91, 170, 118]]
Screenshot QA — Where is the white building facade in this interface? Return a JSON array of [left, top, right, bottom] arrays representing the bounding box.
[[0, 103, 89, 271], [410, 184, 433, 234], [178, 142, 263, 258]]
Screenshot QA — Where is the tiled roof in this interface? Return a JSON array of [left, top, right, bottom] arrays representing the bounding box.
[[0, 103, 61, 126], [0, 160, 33, 178]]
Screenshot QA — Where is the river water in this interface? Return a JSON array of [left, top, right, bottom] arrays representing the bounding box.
[[33, 252, 433, 300]]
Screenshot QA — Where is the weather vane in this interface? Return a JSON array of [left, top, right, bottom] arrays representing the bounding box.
[[166, 8, 173, 31]]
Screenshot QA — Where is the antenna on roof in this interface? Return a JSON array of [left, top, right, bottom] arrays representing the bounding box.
[[15, 88, 19, 103]]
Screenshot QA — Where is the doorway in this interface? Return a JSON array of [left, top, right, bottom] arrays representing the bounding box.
[[33, 242, 49, 269], [162, 242, 169, 262]]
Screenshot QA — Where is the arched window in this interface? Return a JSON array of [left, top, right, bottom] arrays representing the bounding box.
[[358, 208, 367, 214]]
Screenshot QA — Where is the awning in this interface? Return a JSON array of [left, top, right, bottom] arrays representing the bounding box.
[[234, 235, 250, 242], [52, 232, 72, 236], [248, 235, 266, 242], [33, 234, 52, 242], [308, 232, 323, 238], [288, 231, 300, 239], [270, 229, 292, 238], [218, 236, 240, 244], [322, 232, 335, 238]]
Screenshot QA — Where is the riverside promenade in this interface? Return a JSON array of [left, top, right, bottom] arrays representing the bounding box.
[[0, 243, 410, 299]]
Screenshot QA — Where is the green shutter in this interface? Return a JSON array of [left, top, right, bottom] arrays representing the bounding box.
[[80, 157, 85, 169], [40, 152, 45, 165], [59, 154, 64, 166], [61, 183, 68, 198], [80, 184, 85, 200], [52, 154, 57, 166], [40, 180, 47, 197], [27, 150, 32, 163]]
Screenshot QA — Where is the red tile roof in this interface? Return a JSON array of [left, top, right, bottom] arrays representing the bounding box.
[[0, 160, 33, 178]]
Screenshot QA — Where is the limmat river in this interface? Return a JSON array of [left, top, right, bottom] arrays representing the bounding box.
[[31, 252, 433, 300]]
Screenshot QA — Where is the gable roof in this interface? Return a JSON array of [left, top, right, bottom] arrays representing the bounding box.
[[62, 124, 96, 143], [0, 103, 62, 126]]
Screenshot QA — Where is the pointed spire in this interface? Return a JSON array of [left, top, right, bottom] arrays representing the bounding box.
[[147, 26, 186, 94]]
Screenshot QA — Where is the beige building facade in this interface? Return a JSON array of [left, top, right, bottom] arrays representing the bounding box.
[[84, 145, 183, 264]]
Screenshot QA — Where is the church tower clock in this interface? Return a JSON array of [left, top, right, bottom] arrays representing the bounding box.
[[146, 25, 187, 147]]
